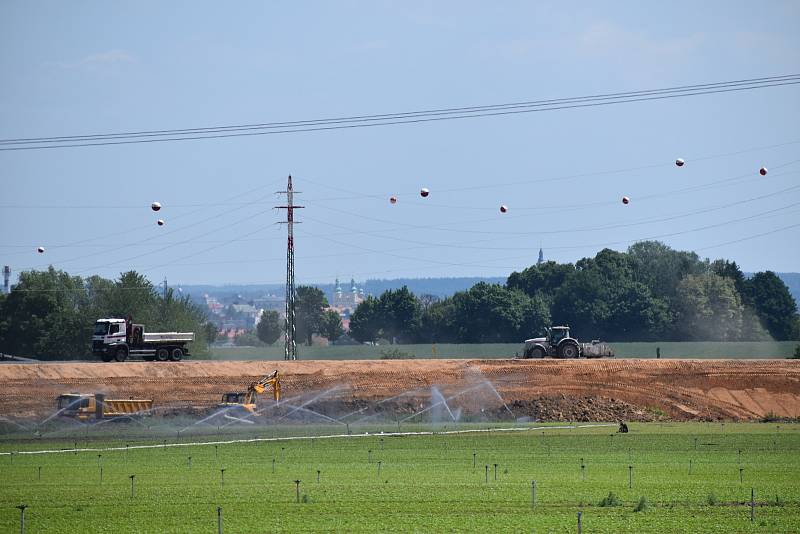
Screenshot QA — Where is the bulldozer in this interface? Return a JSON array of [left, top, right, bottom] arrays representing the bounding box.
[[218, 370, 281, 414]]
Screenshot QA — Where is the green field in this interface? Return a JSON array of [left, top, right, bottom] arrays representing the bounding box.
[[208, 341, 799, 360], [1, 422, 798, 532]]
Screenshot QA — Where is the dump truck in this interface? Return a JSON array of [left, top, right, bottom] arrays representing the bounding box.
[[522, 326, 614, 359], [218, 370, 281, 415], [56, 393, 153, 420], [92, 317, 194, 362]]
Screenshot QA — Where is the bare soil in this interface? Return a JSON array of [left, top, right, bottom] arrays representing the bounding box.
[[0, 358, 798, 422]]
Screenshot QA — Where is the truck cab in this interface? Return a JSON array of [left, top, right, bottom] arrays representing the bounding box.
[[92, 319, 128, 361]]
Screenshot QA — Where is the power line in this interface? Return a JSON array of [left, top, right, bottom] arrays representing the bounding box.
[[1, 75, 798, 151]]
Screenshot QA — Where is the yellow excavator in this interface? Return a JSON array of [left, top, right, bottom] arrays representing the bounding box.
[[218, 370, 281, 413]]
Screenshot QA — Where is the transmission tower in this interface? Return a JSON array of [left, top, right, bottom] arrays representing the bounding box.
[[276, 175, 304, 360]]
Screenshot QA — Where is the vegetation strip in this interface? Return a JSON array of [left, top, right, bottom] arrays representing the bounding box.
[[0, 423, 615, 456]]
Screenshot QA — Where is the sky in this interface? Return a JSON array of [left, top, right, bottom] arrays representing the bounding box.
[[1, 1, 799, 287]]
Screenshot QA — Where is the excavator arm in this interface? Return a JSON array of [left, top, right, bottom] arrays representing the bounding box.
[[243, 370, 281, 405]]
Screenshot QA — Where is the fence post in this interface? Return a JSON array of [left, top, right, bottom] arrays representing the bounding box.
[[750, 488, 755, 522], [217, 506, 222, 534], [577, 511, 582, 534], [531, 480, 536, 510]]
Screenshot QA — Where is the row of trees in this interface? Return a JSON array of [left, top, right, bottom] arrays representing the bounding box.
[[347, 242, 800, 343], [0, 268, 216, 359], [252, 286, 344, 346]]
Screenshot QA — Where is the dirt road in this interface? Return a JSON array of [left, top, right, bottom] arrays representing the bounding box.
[[1, 359, 798, 421]]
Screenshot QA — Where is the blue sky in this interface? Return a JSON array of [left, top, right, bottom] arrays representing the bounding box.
[[1, 1, 799, 286]]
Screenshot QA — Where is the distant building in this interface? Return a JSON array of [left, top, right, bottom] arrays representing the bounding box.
[[537, 248, 544, 265], [332, 278, 364, 312]]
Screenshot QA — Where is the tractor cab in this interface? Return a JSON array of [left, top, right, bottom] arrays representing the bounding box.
[[547, 326, 571, 344]]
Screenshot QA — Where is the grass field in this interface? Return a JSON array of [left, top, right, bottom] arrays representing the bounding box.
[[0, 422, 798, 532], [208, 341, 800, 360]]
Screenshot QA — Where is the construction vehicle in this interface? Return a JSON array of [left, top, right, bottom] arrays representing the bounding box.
[[56, 393, 153, 420], [218, 370, 281, 414], [92, 317, 194, 362], [522, 326, 614, 359]]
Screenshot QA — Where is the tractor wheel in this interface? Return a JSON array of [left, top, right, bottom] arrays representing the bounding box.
[[114, 347, 128, 362], [170, 347, 184, 362], [559, 343, 579, 359], [529, 347, 545, 359], [155, 348, 170, 362]]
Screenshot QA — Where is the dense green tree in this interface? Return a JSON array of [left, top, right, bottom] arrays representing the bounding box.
[[348, 287, 422, 343], [295, 286, 329, 346], [419, 297, 458, 343], [552, 249, 671, 340], [743, 271, 799, 340], [674, 273, 743, 341], [256, 310, 283, 345], [506, 261, 575, 301], [376, 286, 422, 343], [448, 283, 549, 343], [320, 309, 345, 342], [349, 296, 380, 343], [628, 241, 705, 300]]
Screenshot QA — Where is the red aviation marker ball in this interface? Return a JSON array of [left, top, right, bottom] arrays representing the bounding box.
[[37, 246, 45, 253], [389, 196, 397, 204], [676, 158, 685, 167], [622, 196, 630, 205], [500, 205, 508, 213], [151, 201, 162, 212], [420, 188, 430, 198], [759, 167, 768, 176], [157, 219, 165, 226]]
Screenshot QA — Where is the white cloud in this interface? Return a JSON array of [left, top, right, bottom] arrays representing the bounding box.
[[56, 49, 137, 69]]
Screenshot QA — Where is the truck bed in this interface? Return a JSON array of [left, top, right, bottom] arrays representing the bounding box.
[[142, 332, 195, 343], [103, 399, 153, 416]]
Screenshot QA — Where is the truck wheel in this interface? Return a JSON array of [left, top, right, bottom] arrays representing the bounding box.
[[170, 347, 183, 361], [155, 348, 170, 362], [114, 347, 128, 362], [559, 343, 579, 359], [101, 353, 112, 362], [527, 347, 545, 359]]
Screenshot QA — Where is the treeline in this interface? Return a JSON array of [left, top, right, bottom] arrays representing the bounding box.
[[348, 241, 800, 343], [0, 268, 216, 359]]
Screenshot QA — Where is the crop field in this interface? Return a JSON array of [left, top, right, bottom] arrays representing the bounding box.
[[0, 422, 798, 533], [208, 341, 799, 360]]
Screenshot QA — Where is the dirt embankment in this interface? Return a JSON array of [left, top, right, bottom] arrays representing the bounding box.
[[0, 359, 798, 422]]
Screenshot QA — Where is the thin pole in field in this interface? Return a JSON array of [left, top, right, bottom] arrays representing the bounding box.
[[750, 488, 755, 522], [217, 506, 222, 534], [16, 504, 27, 534], [531, 480, 536, 510]]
